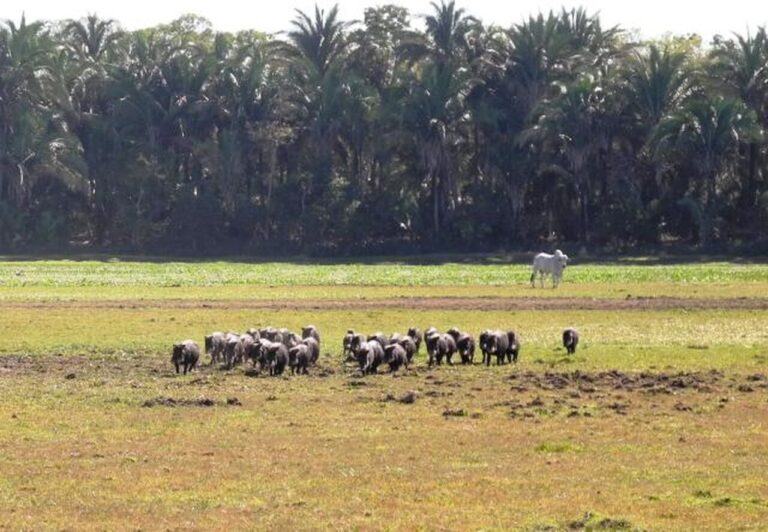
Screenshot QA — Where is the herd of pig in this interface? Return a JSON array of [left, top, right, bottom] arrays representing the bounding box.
[[171, 325, 581, 376]]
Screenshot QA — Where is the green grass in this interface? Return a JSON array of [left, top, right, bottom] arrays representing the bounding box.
[[2, 257, 767, 302], [0, 306, 766, 371], [1, 257, 768, 528], [1, 258, 767, 287]]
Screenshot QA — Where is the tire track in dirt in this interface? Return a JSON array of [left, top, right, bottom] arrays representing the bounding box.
[[2, 296, 768, 311]]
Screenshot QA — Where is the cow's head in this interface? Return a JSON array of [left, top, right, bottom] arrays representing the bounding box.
[[555, 249, 569, 269]]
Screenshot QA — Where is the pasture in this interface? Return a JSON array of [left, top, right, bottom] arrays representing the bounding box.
[[1, 256, 767, 529]]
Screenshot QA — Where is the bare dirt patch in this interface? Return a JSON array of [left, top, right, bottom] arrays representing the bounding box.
[[492, 369, 745, 419], [2, 351, 768, 529], [3, 354, 764, 423], [3, 296, 768, 311], [141, 396, 241, 408], [0, 354, 94, 375]]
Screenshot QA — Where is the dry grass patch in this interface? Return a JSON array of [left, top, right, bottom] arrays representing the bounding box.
[[1, 357, 767, 529]]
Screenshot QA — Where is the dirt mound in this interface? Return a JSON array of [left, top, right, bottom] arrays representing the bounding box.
[[141, 396, 239, 408], [513, 369, 725, 394]]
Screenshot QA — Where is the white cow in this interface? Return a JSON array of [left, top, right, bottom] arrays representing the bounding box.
[[530, 249, 569, 288]]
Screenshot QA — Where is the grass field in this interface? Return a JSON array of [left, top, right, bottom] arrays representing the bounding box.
[[3, 256, 768, 287], [1, 256, 767, 529]]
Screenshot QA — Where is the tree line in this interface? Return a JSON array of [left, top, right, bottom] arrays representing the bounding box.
[[1, 3, 767, 254]]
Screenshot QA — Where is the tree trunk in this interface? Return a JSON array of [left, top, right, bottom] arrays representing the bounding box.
[[743, 141, 759, 209], [473, 124, 480, 184], [577, 176, 591, 244], [432, 172, 440, 238], [700, 170, 718, 246], [580, 192, 590, 244], [509, 179, 526, 243]]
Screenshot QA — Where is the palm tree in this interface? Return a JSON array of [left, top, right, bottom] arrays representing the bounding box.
[[211, 33, 287, 226], [625, 44, 696, 130], [523, 74, 620, 243], [711, 28, 768, 114], [281, 3, 355, 241], [0, 16, 89, 246], [286, 4, 351, 77], [556, 7, 622, 70], [423, 1, 476, 62], [0, 17, 85, 203], [399, 0, 477, 237], [618, 44, 698, 240], [653, 97, 761, 244], [470, 8, 623, 243], [64, 14, 122, 63], [345, 5, 410, 190], [504, 12, 569, 112], [0, 16, 49, 204], [40, 15, 125, 244], [710, 28, 768, 209], [469, 13, 571, 242]]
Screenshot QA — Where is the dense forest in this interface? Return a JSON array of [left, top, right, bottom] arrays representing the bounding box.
[[1, 3, 767, 254]]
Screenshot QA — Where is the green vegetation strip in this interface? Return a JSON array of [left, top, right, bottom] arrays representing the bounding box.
[[1, 307, 766, 371], [1, 260, 767, 288]]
